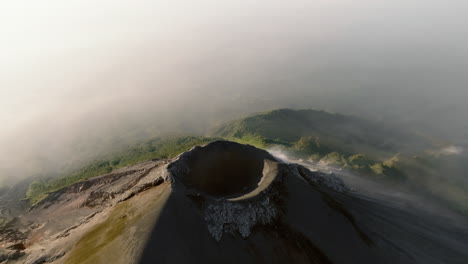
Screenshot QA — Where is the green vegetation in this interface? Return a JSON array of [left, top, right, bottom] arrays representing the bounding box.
[[64, 184, 169, 264], [212, 108, 427, 157], [22, 108, 468, 216], [212, 109, 468, 215], [321, 152, 348, 167], [347, 154, 373, 173], [212, 109, 411, 180], [25, 161, 113, 206], [26, 109, 415, 207], [25, 136, 219, 206], [226, 134, 290, 150], [0, 217, 7, 227], [390, 154, 468, 214], [64, 200, 132, 264], [294, 136, 331, 156]]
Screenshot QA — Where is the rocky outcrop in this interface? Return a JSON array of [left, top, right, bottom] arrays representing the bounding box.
[[0, 248, 24, 262], [204, 197, 276, 241], [294, 164, 348, 192]]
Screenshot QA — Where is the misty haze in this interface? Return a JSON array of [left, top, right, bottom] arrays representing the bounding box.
[[1, 1, 467, 263]]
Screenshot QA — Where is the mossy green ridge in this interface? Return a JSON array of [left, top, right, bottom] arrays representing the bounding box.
[[211, 109, 468, 215], [211, 109, 412, 180], [25, 136, 219, 206]]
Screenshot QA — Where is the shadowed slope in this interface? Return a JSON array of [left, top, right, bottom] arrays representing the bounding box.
[[138, 141, 375, 263]]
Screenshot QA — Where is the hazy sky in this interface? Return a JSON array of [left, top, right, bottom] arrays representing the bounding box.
[[1, 0, 467, 184]]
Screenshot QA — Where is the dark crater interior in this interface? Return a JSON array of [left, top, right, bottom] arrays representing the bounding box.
[[172, 141, 276, 197]]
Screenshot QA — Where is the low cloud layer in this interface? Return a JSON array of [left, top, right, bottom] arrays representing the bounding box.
[[0, 0, 467, 184], [440, 146, 464, 156]]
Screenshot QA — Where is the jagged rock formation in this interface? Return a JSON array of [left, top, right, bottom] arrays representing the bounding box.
[[1, 141, 467, 264]]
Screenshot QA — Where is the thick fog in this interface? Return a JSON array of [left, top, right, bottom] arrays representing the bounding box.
[[1, 0, 467, 185]]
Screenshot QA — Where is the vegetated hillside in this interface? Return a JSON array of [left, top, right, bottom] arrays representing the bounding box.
[[211, 109, 426, 178], [24, 136, 220, 206], [17, 109, 419, 207], [212, 109, 468, 214], [19, 109, 468, 215], [213, 109, 428, 157], [397, 150, 468, 214]]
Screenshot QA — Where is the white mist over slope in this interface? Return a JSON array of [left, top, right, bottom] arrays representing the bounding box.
[[439, 146, 464, 156], [0, 0, 467, 183]]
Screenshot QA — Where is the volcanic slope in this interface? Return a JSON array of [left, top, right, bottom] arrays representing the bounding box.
[[1, 141, 467, 264]]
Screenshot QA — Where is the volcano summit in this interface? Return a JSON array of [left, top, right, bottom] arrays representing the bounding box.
[[1, 141, 467, 264]]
